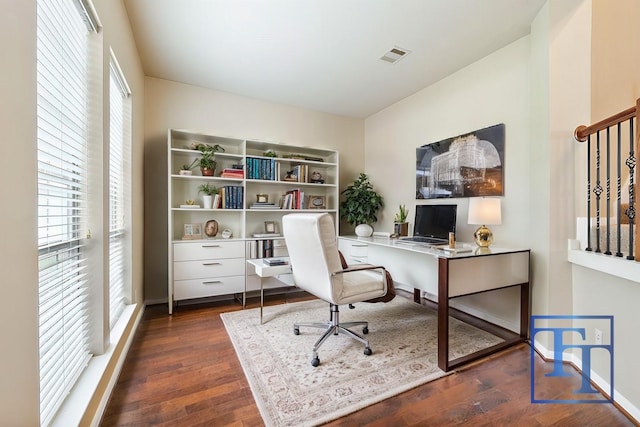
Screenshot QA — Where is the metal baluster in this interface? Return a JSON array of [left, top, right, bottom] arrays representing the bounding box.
[[604, 127, 611, 255], [626, 117, 636, 260], [594, 131, 603, 253], [586, 134, 592, 252], [616, 122, 623, 256]]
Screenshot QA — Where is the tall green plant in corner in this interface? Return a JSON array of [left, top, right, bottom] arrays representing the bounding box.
[[340, 173, 384, 237]]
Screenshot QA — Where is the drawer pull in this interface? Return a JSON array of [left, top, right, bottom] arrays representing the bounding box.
[[202, 262, 222, 266], [202, 245, 221, 248], [202, 280, 222, 285]]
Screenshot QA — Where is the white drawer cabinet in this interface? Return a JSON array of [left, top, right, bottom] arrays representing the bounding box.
[[338, 238, 369, 264], [173, 258, 245, 280], [174, 241, 245, 261], [174, 275, 245, 300], [170, 240, 245, 309]]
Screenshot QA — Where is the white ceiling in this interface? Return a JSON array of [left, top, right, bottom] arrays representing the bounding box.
[[123, 0, 546, 118]]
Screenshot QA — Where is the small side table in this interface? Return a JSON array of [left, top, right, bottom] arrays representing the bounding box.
[[245, 258, 292, 324]]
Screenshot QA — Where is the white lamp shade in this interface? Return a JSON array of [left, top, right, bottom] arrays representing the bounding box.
[[468, 198, 502, 225]]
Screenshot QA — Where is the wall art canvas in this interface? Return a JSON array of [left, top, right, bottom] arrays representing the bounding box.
[[415, 123, 505, 199]]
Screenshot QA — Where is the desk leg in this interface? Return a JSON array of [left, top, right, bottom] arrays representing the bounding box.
[[520, 281, 530, 339], [437, 257, 449, 371], [260, 277, 264, 325]]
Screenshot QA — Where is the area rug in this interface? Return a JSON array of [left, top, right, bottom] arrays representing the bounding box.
[[220, 297, 504, 427]]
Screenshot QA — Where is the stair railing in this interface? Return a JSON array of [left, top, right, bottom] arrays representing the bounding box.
[[574, 98, 639, 261]]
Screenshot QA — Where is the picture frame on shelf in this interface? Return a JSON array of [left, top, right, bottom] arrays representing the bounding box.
[[308, 195, 326, 209], [264, 221, 276, 233], [183, 223, 203, 240]]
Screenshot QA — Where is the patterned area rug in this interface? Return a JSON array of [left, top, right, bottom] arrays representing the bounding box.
[[221, 297, 504, 427]]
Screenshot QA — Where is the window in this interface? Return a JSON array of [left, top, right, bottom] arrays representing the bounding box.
[[109, 53, 132, 328], [36, 0, 99, 424]]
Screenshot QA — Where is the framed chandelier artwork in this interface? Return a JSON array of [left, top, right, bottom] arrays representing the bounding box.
[[415, 123, 505, 199]]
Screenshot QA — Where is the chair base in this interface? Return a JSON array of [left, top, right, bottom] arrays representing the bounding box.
[[293, 303, 372, 367]]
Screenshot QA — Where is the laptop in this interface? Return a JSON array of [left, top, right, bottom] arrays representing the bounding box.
[[399, 204, 457, 245]]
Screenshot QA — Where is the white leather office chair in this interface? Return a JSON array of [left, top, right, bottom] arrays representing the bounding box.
[[282, 213, 388, 367]]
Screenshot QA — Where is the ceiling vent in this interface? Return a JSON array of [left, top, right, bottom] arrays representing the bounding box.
[[379, 46, 411, 64]]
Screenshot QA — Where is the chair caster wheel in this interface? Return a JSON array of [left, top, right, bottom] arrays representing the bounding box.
[[294, 328, 299, 335], [311, 357, 320, 367], [349, 304, 355, 309], [363, 327, 369, 334], [364, 347, 372, 356]]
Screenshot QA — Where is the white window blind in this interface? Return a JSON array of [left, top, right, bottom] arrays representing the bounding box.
[[109, 54, 132, 328], [36, 0, 97, 424]]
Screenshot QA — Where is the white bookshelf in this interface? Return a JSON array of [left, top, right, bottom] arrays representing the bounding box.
[[167, 129, 339, 312]]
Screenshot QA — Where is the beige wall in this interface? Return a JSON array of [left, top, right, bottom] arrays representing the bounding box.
[[143, 78, 364, 302], [364, 36, 532, 329], [592, 0, 640, 120], [0, 0, 145, 424], [0, 0, 39, 424]]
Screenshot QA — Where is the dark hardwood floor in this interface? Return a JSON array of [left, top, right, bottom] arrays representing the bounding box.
[[100, 291, 636, 426]]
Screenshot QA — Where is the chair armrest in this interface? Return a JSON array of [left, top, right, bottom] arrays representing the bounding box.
[[332, 265, 386, 276]]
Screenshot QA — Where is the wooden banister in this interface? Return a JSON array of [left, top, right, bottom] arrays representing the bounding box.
[[574, 98, 640, 261], [574, 103, 637, 142]]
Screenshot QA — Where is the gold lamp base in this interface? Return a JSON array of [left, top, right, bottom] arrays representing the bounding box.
[[473, 225, 493, 247]]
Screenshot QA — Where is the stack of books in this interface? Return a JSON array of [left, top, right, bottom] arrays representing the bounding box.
[[250, 202, 279, 209], [263, 258, 288, 266], [220, 168, 244, 179], [252, 232, 281, 238]]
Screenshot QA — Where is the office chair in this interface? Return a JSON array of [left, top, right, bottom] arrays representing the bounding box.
[[282, 213, 388, 367]]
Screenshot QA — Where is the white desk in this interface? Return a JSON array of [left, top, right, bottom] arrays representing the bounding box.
[[245, 258, 292, 324], [339, 235, 530, 372]]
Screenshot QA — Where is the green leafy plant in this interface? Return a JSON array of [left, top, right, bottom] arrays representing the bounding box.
[[198, 183, 218, 196], [192, 143, 225, 173], [340, 173, 384, 226], [394, 204, 409, 223]]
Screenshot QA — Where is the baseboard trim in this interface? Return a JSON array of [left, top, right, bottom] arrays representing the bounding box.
[[88, 304, 145, 426]]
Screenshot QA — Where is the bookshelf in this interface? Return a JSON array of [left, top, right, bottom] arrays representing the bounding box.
[[167, 129, 339, 312]]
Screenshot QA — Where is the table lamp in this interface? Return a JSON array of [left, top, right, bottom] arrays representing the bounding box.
[[468, 197, 502, 247]]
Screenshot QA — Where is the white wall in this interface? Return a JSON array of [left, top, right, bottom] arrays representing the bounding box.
[[570, 0, 640, 417], [364, 36, 532, 329], [0, 0, 145, 424], [143, 78, 365, 302]]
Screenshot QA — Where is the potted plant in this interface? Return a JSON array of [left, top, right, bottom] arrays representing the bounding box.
[[198, 183, 218, 209], [340, 172, 384, 237], [179, 158, 199, 176], [193, 143, 225, 176], [393, 204, 409, 236]]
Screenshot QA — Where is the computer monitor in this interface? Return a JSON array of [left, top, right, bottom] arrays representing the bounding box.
[[413, 204, 457, 240]]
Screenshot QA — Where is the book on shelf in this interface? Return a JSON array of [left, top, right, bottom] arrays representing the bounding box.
[[179, 204, 201, 209], [246, 157, 277, 181], [281, 188, 305, 209], [221, 168, 244, 179]]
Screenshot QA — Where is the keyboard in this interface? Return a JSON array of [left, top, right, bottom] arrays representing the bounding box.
[[399, 236, 447, 245]]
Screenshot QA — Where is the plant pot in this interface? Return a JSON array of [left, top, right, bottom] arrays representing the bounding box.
[[202, 195, 213, 209], [201, 167, 215, 176], [355, 223, 373, 237], [394, 222, 409, 236], [179, 170, 193, 176]]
